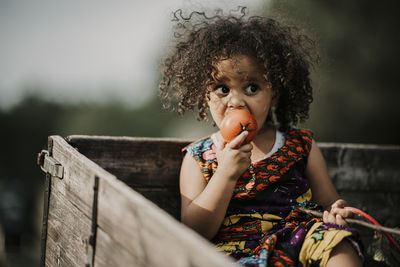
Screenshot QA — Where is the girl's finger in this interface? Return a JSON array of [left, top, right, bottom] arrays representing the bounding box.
[[218, 140, 227, 150], [332, 208, 352, 218], [327, 211, 336, 223], [331, 199, 347, 209], [215, 132, 226, 150], [229, 131, 248, 149], [240, 143, 253, 152], [323, 210, 329, 223], [335, 214, 348, 226]]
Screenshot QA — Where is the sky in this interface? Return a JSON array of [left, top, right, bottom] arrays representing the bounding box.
[[0, 0, 266, 109]]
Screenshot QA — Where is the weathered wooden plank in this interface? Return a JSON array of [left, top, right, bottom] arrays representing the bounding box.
[[51, 136, 106, 216], [137, 187, 181, 220], [46, 235, 76, 267], [48, 135, 234, 267], [45, 136, 117, 267], [45, 187, 91, 267], [95, 228, 147, 267], [95, 170, 234, 266], [66, 135, 187, 220], [40, 173, 51, 267], [320, 143, 400, 192], [66, 135, 190, 187]]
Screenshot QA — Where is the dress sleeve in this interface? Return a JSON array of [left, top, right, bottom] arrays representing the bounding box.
[[181, 136, 218, 182]]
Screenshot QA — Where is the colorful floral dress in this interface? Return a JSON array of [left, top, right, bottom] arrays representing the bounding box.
[[183, 128, 362, 267]]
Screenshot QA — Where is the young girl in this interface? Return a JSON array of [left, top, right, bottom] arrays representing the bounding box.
[[159, 8, 363, 267]]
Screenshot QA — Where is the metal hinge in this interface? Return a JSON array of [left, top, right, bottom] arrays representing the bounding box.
[[37, 150, 64, 179]]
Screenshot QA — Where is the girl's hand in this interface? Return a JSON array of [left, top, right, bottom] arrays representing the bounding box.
[[323, 199, 353, 226], [216, 131, 252, 180]]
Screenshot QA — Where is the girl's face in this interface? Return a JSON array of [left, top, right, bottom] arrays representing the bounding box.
[[207, 54, 277, 132]]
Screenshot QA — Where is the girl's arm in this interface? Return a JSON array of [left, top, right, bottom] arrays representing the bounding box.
[[180, 131, 252, 240], [305, 139, 352, 225]]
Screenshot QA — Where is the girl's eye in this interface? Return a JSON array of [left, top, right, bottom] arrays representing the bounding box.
[[245, 84, 259, 94], [214, 85, 230, 95]]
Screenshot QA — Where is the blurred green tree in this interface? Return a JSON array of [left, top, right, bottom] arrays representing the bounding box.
[[268, 0, 400, 144]]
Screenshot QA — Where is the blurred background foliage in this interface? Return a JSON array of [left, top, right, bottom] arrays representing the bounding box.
[[0, 0, 399, 266], [268, 0, 400, 144]]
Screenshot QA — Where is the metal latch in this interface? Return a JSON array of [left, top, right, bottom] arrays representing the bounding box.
[[37, 150, 64, 179]]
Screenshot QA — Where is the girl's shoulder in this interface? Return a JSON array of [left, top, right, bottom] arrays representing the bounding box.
[[284, 126, 314, 152]]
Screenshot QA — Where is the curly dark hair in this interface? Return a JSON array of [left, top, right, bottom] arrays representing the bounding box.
[[159, 8, 317, 130]]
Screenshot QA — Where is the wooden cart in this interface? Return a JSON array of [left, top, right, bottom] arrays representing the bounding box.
[[37, 135, 400, 266]]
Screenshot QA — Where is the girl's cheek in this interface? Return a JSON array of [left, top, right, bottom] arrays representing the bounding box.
[[209, 110, 222, 127], [208, 97, 225, 113], [208, 93, 220, 104]]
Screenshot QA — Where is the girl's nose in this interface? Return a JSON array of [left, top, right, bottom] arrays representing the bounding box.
[[227, 92, 245, 109]]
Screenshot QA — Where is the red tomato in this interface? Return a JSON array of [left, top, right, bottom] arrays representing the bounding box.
[[220, 110, 258, 144]]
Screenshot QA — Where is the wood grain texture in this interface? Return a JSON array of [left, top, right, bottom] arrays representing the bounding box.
[[66, 135, 189, 220], [45, 191, 91, 267], [45, 135, 112, 267], [66, 135, 190, 187], [44, 136, 233, 267], [320, 143, 400, 192], [94, 168, 234, 267]]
